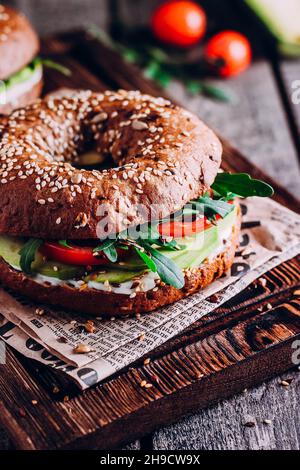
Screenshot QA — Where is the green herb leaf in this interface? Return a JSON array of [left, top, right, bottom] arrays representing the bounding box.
[[143, 60, 171, 88], [58, 240, 71, 249], [201, 83, 236, 103], [147, 47, 170, 63], [134, 247, 157, 273], [153, 238, 183, 251], [186, 80, 203, 95], [102, 245, 118, 263], [193, 196, 234, 220], [144, 243, 185, 289], [212, 173, 274, 198], [93, 239, 118, 263], [19, 239, 43, 274], [120, 46, 141, 63], [42, 59, 72, 77], [143, 60, 160, 80]]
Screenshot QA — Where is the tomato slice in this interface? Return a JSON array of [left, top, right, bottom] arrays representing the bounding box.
[[41, 202, 234, 264], [158, 201, 234, 238], [40, 242, 124, 266], [158, 217, 209, 238]]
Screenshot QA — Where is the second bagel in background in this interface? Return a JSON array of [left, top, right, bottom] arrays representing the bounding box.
[[0, 4, 42, 114]]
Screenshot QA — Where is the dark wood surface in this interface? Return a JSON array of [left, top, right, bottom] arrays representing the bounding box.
[[1, 0, 300, 451], [0, 27, 300, 450]]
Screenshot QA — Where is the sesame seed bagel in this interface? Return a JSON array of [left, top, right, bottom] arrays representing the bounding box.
[[0, 4, 39, 80], [0, 207, 240, 317], [0, 89, 222, 240]]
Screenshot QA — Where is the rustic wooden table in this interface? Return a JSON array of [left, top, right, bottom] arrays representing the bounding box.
[[1, 0, 300, 451]]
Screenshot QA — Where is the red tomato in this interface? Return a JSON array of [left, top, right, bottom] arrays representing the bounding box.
[[151, 1, 207, 47], [40, 242, 125, 266], [205, 31, 252, 77], [158, 201, 234, 238], [158, 216, 211, 238]]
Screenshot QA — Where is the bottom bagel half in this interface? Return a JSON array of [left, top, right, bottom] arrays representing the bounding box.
[[0, 208, 241, 317]]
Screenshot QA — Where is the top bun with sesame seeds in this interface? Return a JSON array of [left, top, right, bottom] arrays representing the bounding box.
[[0, 4, 42, 114], [0, 89, 222, 240], [0, 4, 39, 80]]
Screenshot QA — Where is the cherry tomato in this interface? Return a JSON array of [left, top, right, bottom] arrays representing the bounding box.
[[40, 242, 126, 266], [205, 31, 252, 78], [151, 1, 207, 47]]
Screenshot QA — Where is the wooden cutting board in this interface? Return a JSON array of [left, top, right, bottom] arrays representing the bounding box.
[[0, 31, 300, 450]]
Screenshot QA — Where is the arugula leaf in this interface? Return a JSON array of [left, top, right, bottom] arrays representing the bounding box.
[[212, 173, 274, 199], [143, 243, 185, 289], [41, 59, 71, 77], [193, 196, 234, 220], [103, 245, 118, 263], [93, 239, 118, 263], [19, 239, 43, 274], [134, 247, 157, 273], [186, 80, 235, 103]]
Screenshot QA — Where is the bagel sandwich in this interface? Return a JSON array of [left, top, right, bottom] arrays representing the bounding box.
[[0, 90, 273, 317], [0, 4, 42, 114]]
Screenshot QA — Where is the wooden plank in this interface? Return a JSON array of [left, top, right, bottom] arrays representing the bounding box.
[[1, 288, 300, 450], [0, 426, 12, 450], [153, 370, 300, 450]]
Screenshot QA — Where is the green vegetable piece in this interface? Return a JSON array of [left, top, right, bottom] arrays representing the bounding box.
[[145, 244, 185, 289], [93, 239, 118, 263], [194, 196, 234, 220], [19, 239, 43, 275], [41, 59, 71, 77], [212, 173, 274, 198], [134, 247, 157, 273]]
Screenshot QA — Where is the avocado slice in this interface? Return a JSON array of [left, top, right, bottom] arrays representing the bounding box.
[[37, 261, 83, 281], [85, 269, 146, 284]]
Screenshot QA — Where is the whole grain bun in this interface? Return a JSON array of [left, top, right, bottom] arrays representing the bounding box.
[[0, 5, 39, 80], [0, 89, 222, 240], [0, 209, 240, 317], [0, 76, 42, 115]]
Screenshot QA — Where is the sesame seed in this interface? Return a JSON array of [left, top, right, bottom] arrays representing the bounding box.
[[145, 383, 153, 389], [280, 380, 290, 387], [132, 120, 148, 130]]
